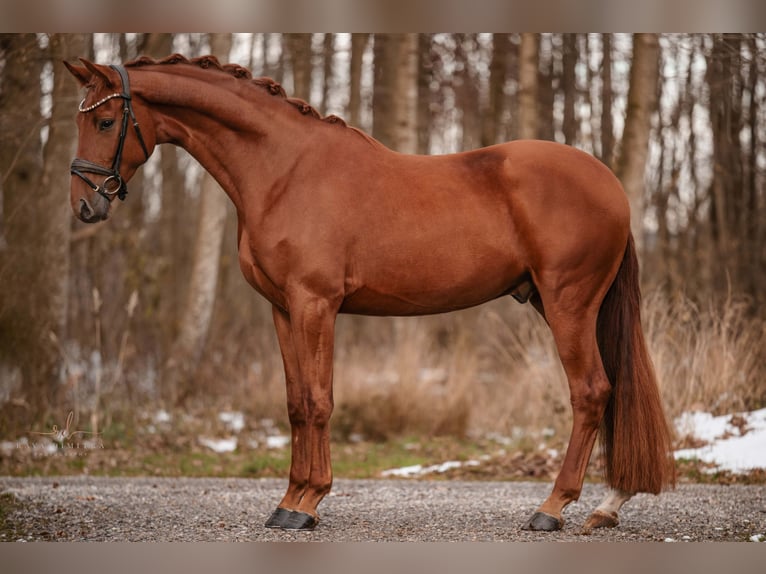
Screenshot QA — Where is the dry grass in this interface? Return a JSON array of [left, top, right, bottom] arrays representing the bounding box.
[[332, 302, 571, 442], [645, 290, 766, 418]]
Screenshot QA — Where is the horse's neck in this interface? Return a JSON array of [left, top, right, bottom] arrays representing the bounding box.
[[134, 69, 306, 212]]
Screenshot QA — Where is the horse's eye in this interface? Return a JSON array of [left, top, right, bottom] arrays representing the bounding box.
[[98, 119, 115, 131]]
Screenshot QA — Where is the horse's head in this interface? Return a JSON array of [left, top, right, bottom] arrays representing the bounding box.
[[64, 59, 155, 223]]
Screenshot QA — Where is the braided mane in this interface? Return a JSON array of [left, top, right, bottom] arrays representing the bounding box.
[[125, 53, 348, 127]]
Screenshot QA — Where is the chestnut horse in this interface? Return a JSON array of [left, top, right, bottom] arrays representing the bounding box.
[[65, 55, 675, 533]]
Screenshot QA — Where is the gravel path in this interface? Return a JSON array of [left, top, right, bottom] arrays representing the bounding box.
[[1, 476, 765, 542]]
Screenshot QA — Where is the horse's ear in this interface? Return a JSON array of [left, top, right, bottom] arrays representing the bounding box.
[[77, 58, 115, 88], [63, 60, 90, 87]]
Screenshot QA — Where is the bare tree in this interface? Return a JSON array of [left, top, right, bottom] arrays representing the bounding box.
[[416, 34, 434, 154], [600, 34, 615, 167], [614, 33, 660, 253], [348, 33, 369, 129], [320, 34, 334, 116], [285, 33, 313, 101], [0, 34, 77, 423], [561, 34, 578, 145], [456, 34, 481, 151], [373, 34, 419, 153], [41, 35, 89, 334], [482, 33, 510, 147], [518, 33, 539, 140]]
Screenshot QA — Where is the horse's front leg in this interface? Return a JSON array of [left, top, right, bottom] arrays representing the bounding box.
[[264, 294, 338, 531]]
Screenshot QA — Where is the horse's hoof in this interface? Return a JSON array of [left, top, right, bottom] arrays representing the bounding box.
[[281, 511, 318, 531], [264, 507, 293, 529], [582, 510, 619, 533], [522, 511, 564, 531]]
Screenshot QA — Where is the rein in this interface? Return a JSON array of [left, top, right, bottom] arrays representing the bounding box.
[[70, 65, 150, 202]]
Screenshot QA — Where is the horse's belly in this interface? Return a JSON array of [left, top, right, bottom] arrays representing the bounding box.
[[339, 251, 525, 316]]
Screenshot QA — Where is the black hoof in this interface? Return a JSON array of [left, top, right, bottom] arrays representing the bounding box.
[[522, 511, 564, 531], [264, 507, 293, 529], [282, 511, 318, 531]]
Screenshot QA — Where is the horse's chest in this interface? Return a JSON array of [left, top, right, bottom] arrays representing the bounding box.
[[237, 230, 287, 310]]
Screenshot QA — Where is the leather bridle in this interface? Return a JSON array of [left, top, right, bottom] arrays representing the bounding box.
[[70, 65, 150, 202]]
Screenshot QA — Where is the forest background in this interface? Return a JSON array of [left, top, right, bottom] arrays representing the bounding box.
[[1, 34, 764, 474]]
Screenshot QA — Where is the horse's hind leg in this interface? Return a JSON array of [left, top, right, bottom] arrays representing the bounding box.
[[583, 488, 634, 531], [522, 283, 612, 532]]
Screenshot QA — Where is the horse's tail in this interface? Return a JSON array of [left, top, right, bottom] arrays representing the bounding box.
[[596, 233, 676, 494]]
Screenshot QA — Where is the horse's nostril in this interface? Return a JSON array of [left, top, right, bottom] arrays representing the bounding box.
[[79, 198, 94, 221]]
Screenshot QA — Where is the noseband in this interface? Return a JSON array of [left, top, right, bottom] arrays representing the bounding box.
[[70, 65, 150, 202]]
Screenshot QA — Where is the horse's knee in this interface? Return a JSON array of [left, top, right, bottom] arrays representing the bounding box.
[[287, 402, 307, 426], [307, 395, 334, 428]]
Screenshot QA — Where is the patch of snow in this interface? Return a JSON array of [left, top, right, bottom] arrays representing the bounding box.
[[381, 459, 480, 478], [198, 436, 237, 453], [153, 409, 171, 424], [674, 408, 766, 473], [348, 433, 365, 443], [664, 537, 676, 543], [266, 435, 290, 449], [750, 534, 764, 542], [218, 411, 245, 433], [382, 464, 424, 477], [486, 432, 513, 446]]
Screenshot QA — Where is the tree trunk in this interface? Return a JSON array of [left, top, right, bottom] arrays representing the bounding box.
[[706, 34, 747, 298], [285, 33, 313, 101], [482, 33, 509, 147], [348, 33, 369, 128], [744, 35, 761, 304], [456, 34, 481, 151], [518, 33, 539, 140], [536, 35, 555, 142], [373, 34, 419, 153], [600, 34, 615, 167], [163, 33, 232, 404], [320, 33, 334, 116], [0, 34, 50, 423], [561, 34, 578, 145], [417, 34, 434, 154], [614, 33, 660, 254]]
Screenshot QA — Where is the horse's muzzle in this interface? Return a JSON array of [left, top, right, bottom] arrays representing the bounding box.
[[79, 197, 108, 223]]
